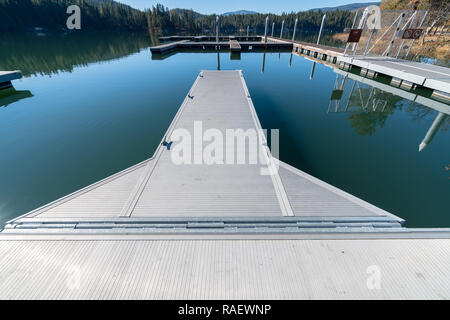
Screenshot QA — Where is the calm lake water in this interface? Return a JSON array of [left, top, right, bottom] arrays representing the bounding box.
[[0, 32, 449, 227]]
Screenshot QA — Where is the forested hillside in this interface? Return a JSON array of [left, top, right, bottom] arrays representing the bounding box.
[[0, 0, 147, 31], [146, 4, 354, 33], [1, 1, 355, 33]]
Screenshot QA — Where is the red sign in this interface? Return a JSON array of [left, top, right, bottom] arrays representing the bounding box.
[[347, 29, 363, 43], [402, 29, 423, 39]]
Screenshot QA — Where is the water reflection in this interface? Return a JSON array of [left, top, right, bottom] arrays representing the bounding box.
[[420, 112, 448, 151], [0, 87, 33, 107], [328, 67, 450, 149], [309, 62, 316, 80], [0, 32, 151, 76], [217, 52, 221, 70], [261, 52, 266, 74]]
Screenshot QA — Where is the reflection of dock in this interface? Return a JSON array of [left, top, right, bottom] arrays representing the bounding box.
[[0, 87, 33, 107], [333, 68, 450, 116], [329, 68, 449, 151], [1, 71, 450, 299], [419, 112, 448, 152]]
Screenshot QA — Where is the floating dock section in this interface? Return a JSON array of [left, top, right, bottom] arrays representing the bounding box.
[[337, 55, 450, 102], [150, 37, 293, 54], [267, 36, 344, 64], [4, 70, 406, 234], [229, 40, 241, 52], [1, 70, 449, 299], [0, 71, 22, 90]]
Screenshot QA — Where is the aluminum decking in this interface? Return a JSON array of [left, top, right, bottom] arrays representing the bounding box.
[[0, 71, 22, 89], [338, 55, 450, 95], [4, 70, 404, 234], [0, 239, 449, 299], [150, 39, 293, 54], [0, 71, 22, 83], [2, 70, 450, 299]]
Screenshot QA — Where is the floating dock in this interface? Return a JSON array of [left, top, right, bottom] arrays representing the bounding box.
[[0, 71, 22, 90], [150, 36, 293, 54], [152, 34, 450, 103], [159, 35, 263, 42], [338, 55, 450, 102], [229, 39, 241, 52], [1, 70, 449, 299], [3, 70, 406, 232]]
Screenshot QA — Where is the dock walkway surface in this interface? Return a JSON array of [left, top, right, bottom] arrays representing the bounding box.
[[1, 70, 450, 299], [0, 238, 449, 299], [3, 70, 404, 232], [338, 55, 450, 95], [0, 71, 22, 83], [0, 71, 22, 89]]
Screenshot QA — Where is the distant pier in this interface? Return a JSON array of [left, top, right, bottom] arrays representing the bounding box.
[[150, 36, 293, 54]]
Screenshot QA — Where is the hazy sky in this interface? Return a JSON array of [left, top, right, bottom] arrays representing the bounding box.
[[116, 0, 374, 14]]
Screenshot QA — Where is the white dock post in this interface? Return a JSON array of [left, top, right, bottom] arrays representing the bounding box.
[[385, 12, 405, 56], [247, 25, 249, 37], [271, 22, 275, 37], [405, 10, 428, 58], [264, 16, 269, 43], [344, 81, 357, 112], [344, 10, 359, 55], [292, 18, 298, 41], [280, 20, 285, 39], [316, 14, 326, 45], [216, 16, 220, 43]]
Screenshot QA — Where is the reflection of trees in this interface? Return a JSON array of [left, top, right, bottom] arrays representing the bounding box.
[[346, 85, 404, 136], [348, 111, 393, 136], [345, 82, 450, 136], [0, 32, 151, 76]]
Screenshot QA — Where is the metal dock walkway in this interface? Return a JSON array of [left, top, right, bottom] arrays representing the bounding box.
[[0, 71, 22, 89], [4, 70, 404, 233], [150, 37, 293, 54], [1, 70, 450, 299], [338, 55, 450, 99]]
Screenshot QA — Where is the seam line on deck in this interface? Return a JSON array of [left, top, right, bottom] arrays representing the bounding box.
[[238, 70, 294, 217], [119, 73, 203, 217]]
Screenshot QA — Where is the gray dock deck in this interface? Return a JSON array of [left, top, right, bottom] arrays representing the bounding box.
[[2, 70, 450, 299], [338, 55, 450, 96], [4, 70, 404, 233], [149, 40, 189, 54], [0, 71, 22, 89], [0, 71, 22, 83], [230, 40, 241, 52], [150, 40, 293, 54], [0, 238, 449, 299]]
